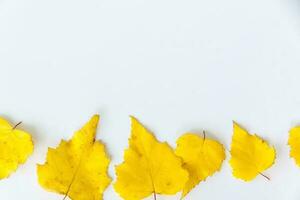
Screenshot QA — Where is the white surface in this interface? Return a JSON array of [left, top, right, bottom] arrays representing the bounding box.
[[0, 0, 300, 199]]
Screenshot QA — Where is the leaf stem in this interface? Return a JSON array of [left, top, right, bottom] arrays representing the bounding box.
[[12, 121, 22, 130], [153, 192, 157, 200], [259, 172, 270, 181]]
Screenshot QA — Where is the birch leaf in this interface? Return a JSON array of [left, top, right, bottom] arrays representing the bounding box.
[[288, 126, 300, 166], [114, 117, 188, 200], [229, 122, 275, 181], [0, 117, 33, 179], [37, 115, 111, 200], [175, 132, 225, 198]]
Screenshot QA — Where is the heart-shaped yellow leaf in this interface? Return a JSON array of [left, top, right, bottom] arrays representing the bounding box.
[[0, 117, 33, 179], [175, 133, 225, 198], [230, 122, 275, 181], [288, 126, 300, 166]]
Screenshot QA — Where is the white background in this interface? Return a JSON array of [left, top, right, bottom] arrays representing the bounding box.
[[0, 0, 300, 199]]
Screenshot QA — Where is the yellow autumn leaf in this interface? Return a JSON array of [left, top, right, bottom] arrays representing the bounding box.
[[229, 122, 275, 181], [288, 126, 300, 166], [175, 132, 225, 198], [114, 117, 188, 200], [37, 115, 111, 200], [0, 117, 33, 179]]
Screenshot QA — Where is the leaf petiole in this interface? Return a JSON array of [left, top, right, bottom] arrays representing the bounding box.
[[259, 172, 270, 181], [12, 121, 22, 130]]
